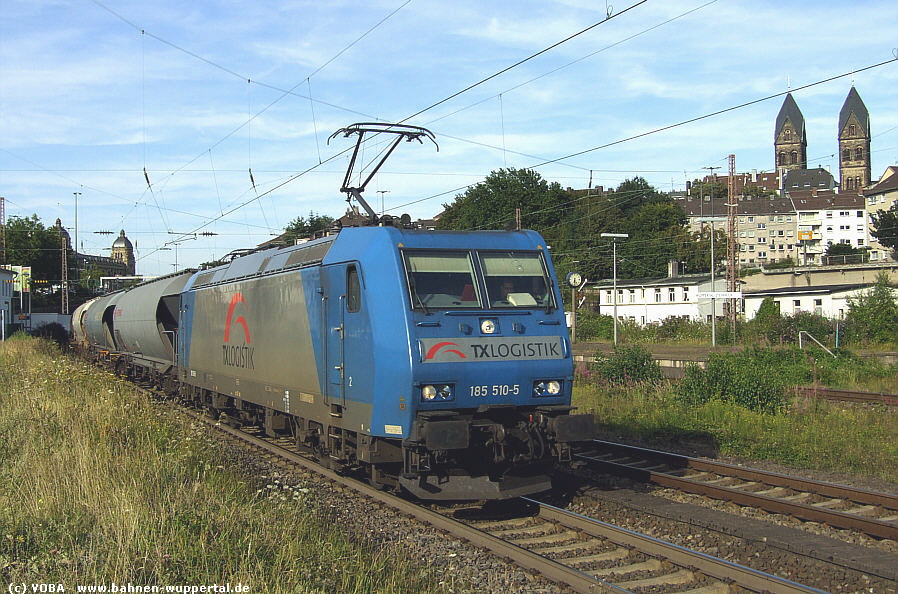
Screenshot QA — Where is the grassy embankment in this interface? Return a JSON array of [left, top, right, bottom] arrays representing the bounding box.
[[573, 349, 898, 484], [0, 336, 439, 593]]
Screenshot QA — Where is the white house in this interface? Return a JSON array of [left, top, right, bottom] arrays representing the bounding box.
[[864, 166, 898, 262], [591, 270, 727, 326], [742, 283, 876, 320]]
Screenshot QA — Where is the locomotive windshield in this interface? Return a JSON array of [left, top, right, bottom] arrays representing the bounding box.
[[402, 249, 554, 310], [404, 251, 481, 309], [481, 252, 552, 308]]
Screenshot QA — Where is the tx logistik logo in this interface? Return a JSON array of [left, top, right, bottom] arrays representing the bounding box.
[[425, 341, 467, 360], [222, 293, 254, 369]]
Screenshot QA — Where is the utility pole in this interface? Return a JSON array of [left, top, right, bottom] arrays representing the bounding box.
[[0, 196, 5, 265], [703, 165, 721, 347], [601, 233, 628, 346], [61, 232, 69, 315], [726, 154, 739, 339]]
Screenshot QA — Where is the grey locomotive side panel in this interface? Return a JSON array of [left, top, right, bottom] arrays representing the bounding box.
[[187, 273, 321, 400]]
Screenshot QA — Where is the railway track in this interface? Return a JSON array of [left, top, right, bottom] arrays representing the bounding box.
[[795, 386, 898, 406], [578, 440, 898, 541], [161, 398, 829, 593], [454, 498, 824, 593]]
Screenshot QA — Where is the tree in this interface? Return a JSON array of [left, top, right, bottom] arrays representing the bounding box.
[[282, 211, 335, 244], [3, 215, 69, 283], [845, 271, 898, 344], [437, 168, 572, 235], [869, 203, 898, 260]]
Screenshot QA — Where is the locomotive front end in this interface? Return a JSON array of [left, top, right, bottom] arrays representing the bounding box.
[[397, 231, 593, 500]]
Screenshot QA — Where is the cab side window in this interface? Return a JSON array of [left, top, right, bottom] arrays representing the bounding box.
[[347, 265, 361, 313]]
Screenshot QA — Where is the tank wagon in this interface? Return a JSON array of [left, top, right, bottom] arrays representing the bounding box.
[[72, 124, 592, 500]]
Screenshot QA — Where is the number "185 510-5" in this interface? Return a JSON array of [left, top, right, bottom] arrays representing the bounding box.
[[470, 384, 519, 397]]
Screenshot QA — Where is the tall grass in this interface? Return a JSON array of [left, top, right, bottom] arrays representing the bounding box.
[[574, 379, 898, 483], [0, 337, 438, 592]]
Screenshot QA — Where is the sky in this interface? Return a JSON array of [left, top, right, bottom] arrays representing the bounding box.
[[2, 0, 897, 277]]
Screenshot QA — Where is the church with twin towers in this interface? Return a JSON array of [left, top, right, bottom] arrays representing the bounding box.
[[774, 86, 871, 191]]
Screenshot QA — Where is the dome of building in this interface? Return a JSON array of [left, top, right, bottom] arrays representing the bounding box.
[[110, 229, 135, 275], [112, 229, 133, 249]]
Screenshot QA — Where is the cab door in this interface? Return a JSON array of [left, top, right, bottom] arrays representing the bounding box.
[[322, 264, 347, 409], [321, 263, 366, 412]]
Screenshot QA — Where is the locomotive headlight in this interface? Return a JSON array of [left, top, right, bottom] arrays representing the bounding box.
[[421, 384, 454, 402], [480, 319, 497, 334], [533, 380, 562, 397]]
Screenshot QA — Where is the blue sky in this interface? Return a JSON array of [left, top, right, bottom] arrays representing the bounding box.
[[2, 0, 897, 276]]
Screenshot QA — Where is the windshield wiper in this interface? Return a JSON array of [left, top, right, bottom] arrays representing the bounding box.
[[409, 281, 429, 314]]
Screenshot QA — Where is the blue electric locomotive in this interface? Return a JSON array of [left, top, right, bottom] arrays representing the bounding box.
[[72, 123, 593, 500]]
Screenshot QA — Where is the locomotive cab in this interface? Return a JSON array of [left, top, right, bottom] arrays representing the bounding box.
[[391, 230, 593, 500]]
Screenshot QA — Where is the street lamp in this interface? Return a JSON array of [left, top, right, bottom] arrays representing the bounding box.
[[377, 190, 390, 217], [601, 233, 628, 346]]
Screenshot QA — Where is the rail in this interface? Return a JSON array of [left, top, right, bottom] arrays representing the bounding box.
[[578, 440, 898, 541]]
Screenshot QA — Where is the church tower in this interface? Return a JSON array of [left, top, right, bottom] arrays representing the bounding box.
[[774, 93, 808, 177], [838, 87, 871, 191]]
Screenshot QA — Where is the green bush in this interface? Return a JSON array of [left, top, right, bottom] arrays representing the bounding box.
[[573, 311, 613, 341], [844, 272, 898, 347], [676, 347, 796, 413], [592, 344, 662, 385]]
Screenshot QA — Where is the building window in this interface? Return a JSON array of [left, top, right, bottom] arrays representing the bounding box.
[[784, 129, 791, 140], [654, 289, 661, 303], [778, 152, 786, 166], [843, 148, 851, 162], [757, 223, 766, 229], [849, 124, 856, 136], [790, 151, 798, 165], [668, 288, 675, 302], [628, 289, 635, 303], [605, 290, 612, 304], [683, 287, 689, 301]]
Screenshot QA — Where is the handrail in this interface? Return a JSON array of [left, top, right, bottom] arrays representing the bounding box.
[[798, 330, 836, 358]]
